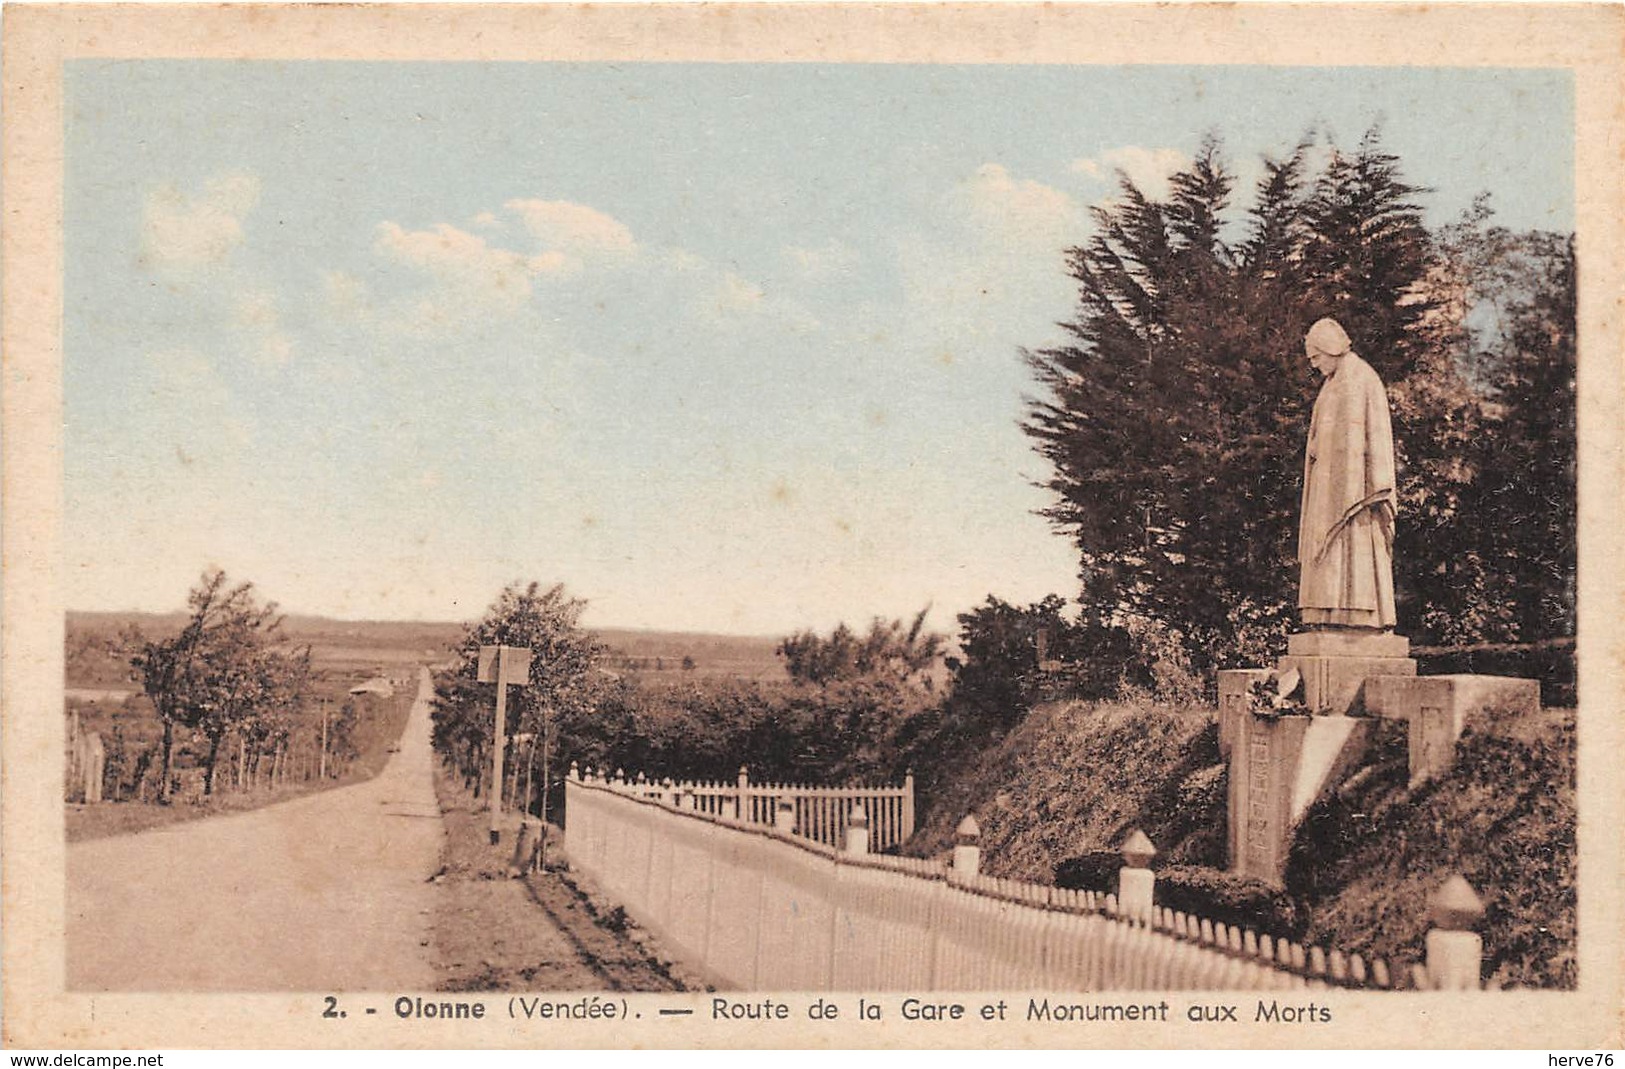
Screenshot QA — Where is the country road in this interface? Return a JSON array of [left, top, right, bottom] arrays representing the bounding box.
[[67, 668, 445, 991]]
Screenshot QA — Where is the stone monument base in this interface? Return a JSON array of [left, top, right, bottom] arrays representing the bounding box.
[[1277, 629, 1416, 715], [1364, 674, 1541, 785], [1228, 712, 1373, 883], [1217, 668, 1271, 759]]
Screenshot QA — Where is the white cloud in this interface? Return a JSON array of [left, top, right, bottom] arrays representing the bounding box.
[[1071, 146, 1189, 200], [715, 272, 764, 311], [505, 199, 637, 258], [141, 172, 261, 266], [692, 270, 766, 323], [232, 291, 295, 369], [956, 164, 1081, 246], [886, 162, 1083, 364], [374, 221, 539, 316], [366, 200, 640, 332], [234, 291, 278, 330], [783, 239, 860, 278], [690, 270, 821, 336], [257, 332, 294, 369], [322, 270, 370, 317]]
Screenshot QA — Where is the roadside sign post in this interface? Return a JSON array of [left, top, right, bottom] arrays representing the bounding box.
[[477, 644, 533, 844]]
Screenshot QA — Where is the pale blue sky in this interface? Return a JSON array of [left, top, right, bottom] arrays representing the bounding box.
[[63, 61, 1573, 634]]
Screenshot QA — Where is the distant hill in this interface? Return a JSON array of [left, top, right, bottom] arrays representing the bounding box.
[[592, 628, 784, 682], [66, 611, 787, 685]]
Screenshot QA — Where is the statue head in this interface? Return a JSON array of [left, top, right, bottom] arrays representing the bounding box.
[[1304, 317, 1352, 377]]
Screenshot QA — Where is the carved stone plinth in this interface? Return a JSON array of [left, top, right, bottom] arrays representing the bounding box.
[[1364, 674, 1541, 785], [1217, 668, 1271, 759], [1277, 630, 1416, 715], [1228, 712, 1373, 884]]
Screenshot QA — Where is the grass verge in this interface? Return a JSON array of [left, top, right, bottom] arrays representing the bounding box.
[[428, 758, 696, 992]]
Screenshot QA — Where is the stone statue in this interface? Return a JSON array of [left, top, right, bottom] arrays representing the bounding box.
[[1298, 318, 1397, 630]]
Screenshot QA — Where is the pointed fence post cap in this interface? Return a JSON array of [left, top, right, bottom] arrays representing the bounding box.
[[1430, 875, 1485, 929], [1120, 828, 1157, 868], [955, 814, 981, 843], [848, 804, 869, 827]]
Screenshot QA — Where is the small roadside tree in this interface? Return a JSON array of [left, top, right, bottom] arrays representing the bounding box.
[[130, 568, 291, 802], [432, 582, 605, 812], [777, 608, 944, 689]]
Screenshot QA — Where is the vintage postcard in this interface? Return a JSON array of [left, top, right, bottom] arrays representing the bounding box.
[[3, 2, 1622, 1051]]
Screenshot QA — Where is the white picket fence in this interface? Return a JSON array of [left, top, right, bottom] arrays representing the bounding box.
[[586, 765, 915, 854], [563, 770, 1477, 991]]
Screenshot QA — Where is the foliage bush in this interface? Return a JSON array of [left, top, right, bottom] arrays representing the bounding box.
[[1058, 851, 1303, 941], [1286, 712, 1576, 988], [1153, 866, 1304, 941], [1053, 850, 1123, 895]]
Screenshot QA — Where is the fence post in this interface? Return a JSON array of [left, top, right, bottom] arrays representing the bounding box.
[[845, 804, 870, 855], [953, 814, 981, 876], [902, 769, 916, 840], [1424, 875, 1485, 990], [569, 761, 579, 781], [737, 766, 749, 821], [775, 796, 796, 832], [1117, 829, 1157, 923]]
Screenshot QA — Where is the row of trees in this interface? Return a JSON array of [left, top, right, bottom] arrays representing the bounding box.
[[429, 586, 924, 809], [428, 583, 1183, 821], [127, 568, 316, 801], [1023, 130, 1575, 678]]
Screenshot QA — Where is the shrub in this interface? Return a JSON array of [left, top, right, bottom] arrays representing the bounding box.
[[1053, 850, 1123, 893], [1153, 866, 1304, 941]]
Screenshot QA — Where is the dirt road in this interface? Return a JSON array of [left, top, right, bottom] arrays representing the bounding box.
[[67, 669, 444, 991]]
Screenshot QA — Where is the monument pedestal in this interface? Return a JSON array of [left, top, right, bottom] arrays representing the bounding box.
[[1224, 630, 1415, 883], [1228, 711, 1373, 883], [1277, 630, 1416, 715], [1217, 668, 1271, 759], [1364, 674, 1540, 786]]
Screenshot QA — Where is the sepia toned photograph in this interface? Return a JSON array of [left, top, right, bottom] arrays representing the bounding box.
[[4, 2, 1622, 1051]]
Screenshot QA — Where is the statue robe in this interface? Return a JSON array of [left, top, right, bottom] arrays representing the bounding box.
[[1298, 352, 1398, 629]]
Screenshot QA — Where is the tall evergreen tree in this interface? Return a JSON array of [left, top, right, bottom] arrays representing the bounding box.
[[1024, 130, 1439, 675]]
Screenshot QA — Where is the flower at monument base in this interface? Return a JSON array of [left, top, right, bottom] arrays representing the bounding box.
[[1246, 668, 1308, 719]]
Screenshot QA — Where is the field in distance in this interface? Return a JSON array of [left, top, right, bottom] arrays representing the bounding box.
[[66, 611, 786, 690]]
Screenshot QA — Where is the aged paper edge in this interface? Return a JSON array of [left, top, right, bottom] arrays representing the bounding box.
[[3, 1, 1622, 1051]]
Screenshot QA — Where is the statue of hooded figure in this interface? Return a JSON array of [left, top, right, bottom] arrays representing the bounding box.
[[1298, 317, 1398, 630]]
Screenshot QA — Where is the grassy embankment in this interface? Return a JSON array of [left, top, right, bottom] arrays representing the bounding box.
[[905, 698, 1575, 989]]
